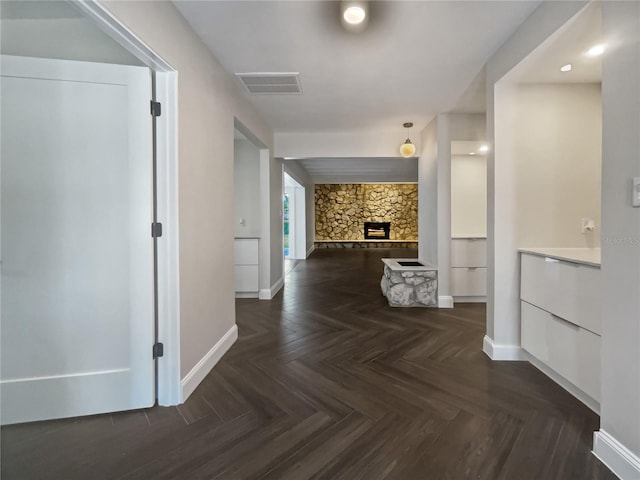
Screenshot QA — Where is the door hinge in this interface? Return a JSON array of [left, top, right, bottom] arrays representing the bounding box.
[[153, 342, 164, 359], [151, 222, 163, 238], [150, 101, 162, 117]]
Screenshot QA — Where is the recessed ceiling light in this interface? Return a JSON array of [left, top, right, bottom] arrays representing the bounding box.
[[587, 44, 605, 57], [560, 64, 572, 72], [469, 152, 476, 156], [479, 145, 489, 153]]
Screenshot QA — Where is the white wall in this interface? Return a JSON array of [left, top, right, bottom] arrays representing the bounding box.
[[101, 1, 275, 381], [269, 158, 284, 289], [418, 119, 438, 266], [291, 186, 306, 259], [451, 154, 487, 237], [419, 113, 485, 304], [596, 0, 640, 473], [234, 139, 261, 238], [436, 116, 452, 302], [511, 83, 601, 248], [485, 0, 587, 349], [448, 113, 486, 140]]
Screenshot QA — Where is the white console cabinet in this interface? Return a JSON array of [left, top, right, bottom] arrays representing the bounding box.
[[520, 250, 601, 410], [234, 238, 259, 297], [451, 237, 486, 300]]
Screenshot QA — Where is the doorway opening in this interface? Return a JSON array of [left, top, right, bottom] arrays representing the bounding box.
[[284, 172, 306, 263], [284, 191, 291, 258]]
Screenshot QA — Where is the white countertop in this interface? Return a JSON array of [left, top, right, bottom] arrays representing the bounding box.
[[518, 247, 601, 267], [382, 258, 437, 271], [452, 235, 487, 240]]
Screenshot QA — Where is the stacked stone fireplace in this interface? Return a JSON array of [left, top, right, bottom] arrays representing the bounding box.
[[314, 184, 418, 248]]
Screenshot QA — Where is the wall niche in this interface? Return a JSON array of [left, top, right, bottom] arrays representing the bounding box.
[[315, 184, 418, 241]]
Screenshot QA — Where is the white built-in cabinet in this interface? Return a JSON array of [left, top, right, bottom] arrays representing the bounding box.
[[451, 237, 486, 300], [520, 251, 601, 408], [234, 238, 259, 297]]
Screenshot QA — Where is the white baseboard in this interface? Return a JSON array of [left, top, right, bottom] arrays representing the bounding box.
[[438, 295, 454, 308], [593, 429, 640, 480], [482, 335, 527, 361], [235, 292, 258, 299], [181, 325, 238, 401], [259, 276, 284, 300], [306, 244, 316, 258], [453, 296, 486, 303], [527, 353, 599, 414]]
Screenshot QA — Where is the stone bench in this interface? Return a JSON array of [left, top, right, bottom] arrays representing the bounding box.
[[380, 258, 438, 307]]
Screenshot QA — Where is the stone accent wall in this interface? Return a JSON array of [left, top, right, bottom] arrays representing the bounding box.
[[315, 184, 418, 240]]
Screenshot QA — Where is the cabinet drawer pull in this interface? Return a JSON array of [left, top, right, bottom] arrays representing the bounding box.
[[550, 313, 580, 331]]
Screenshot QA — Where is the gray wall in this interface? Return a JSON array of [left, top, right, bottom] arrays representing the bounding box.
[[600, 0, 640, 463], [101, 1, 275, 380]]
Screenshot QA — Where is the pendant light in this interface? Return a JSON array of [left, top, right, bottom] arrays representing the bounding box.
[[400, 122, 416, 158]]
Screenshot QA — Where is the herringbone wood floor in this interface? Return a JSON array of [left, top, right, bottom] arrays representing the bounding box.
[[2, 249, 615, 479]]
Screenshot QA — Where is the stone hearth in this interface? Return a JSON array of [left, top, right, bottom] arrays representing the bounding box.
[[315, 241, 418, 249], [380, 258, 438, 307]]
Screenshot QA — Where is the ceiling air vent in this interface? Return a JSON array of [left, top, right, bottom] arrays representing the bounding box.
[[236, 72, 302, 95]]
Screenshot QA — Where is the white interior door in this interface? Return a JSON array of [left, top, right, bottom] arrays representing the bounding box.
[[1, 55, 155, 425]]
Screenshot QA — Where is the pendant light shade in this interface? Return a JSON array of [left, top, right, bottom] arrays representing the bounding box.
[[400, 122, 416, 158], [400, 139, 416, 158]]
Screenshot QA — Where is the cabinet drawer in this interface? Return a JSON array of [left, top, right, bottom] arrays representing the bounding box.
[[234, 265, 259, 292], [521, 301, 600, 401], [520, 253, 601, 334], [451, 267, 486, 296], [234, 238, 259, 265], [451, 239, 486, 267]]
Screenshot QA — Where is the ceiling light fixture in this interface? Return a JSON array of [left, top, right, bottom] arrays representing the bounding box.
[[469, 152, 476, 156], [400, 122, 416, 158], [344, 6, 365, 24], [341, 1, 368, 32], [479, 145, 489, 153], [587, 44, 605, 57], [560, 63, 572, 72]]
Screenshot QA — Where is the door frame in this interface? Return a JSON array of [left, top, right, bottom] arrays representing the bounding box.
[[73, 1, 181, 405]]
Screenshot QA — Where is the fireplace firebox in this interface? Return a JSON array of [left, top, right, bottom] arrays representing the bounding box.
[[364, 222, 391, 240]]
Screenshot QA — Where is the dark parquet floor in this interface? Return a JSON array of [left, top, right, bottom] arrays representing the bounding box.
[[2, 248, 616, 480]]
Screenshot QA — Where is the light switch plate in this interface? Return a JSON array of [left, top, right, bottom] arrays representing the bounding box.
[[634, 177, 640, 207]]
